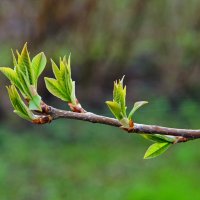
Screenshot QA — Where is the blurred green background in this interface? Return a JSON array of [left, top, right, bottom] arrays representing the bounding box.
[[1, 0, 200, 199]]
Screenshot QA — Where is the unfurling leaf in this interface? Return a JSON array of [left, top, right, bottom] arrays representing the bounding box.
[[0, 67, 23, 92], [106, 76, 149, 130], [144, 142, 172, 159], [113, 76, 127, 116], [18, 43, 34, 85], [16, 69, 32, 97], [45, 55, 77, 105], [105, 101, 123, 120], [128, 101, 148, 119], [51, 59, 61, 81], [71, 81, 76, 104], [29, 94, 42, 111], [0, 43, 45, 111], [32, 52, 46, 87], [44, 77, 68, 101], [106, 76, 127, 121], [7, 85, 35, 121]]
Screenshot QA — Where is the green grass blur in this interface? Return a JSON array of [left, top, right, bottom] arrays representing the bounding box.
[[0, 98, 200, 200]]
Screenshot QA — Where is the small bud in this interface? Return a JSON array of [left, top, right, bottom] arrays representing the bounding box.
[[32, 115, 52, 124]]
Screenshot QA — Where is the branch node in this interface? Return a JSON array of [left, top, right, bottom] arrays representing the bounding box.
[[32, 115, 53, 124], [68, 99, 86, 113], [174, 137, 189, 144], [41, 102, 51, 113]]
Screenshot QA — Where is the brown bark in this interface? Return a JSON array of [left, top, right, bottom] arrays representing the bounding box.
[[32, 104, 200, 143]]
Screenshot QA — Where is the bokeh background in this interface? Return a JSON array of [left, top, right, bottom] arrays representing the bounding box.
[[0, 0, 200, 199]]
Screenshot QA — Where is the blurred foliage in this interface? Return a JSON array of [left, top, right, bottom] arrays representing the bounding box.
[[0, 0, 200, 199], [0, 100, 199, 199], [0, 107, 200, 199]]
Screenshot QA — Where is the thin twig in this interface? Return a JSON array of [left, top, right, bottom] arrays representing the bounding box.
[[35, 105, 200, 141]]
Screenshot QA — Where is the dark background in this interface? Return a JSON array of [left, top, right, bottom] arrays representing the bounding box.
[[0, 0, 200, 199]]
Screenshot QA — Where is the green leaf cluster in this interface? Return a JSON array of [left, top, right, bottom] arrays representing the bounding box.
[[0, 43, 47, 111], [106, 76, 174, 159], [106, 77, 126, 116], [7, 85, 35, 121], [106, 76, 148, 128], [45, 55, 76, 105]]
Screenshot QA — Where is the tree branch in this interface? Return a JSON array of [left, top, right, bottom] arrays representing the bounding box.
[[36, 105, 200, 142], [3, 43, 197, 158]]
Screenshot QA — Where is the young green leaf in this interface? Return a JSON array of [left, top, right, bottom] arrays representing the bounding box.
[[113, 76, 124, 103], [7, 85, 35, 121], [17, 43, 33, 85], [144, 142, 172, 159], [11, 49, 17, 67], [44, 77, 69, 101], [46, 55, 77, 105], [29, 94, 42, 111], [32, 52, 46, 86], [70, 81, 76, 104], [142, 134, 176, 143], [113, 77, 127, 116], [14, 110, 32, 121], [15, 68, 32, 97], [128, 101, 148, 119], [0, 67, 24, 92], [51, 59, 61, 81], [105, 101, 123, 120]]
